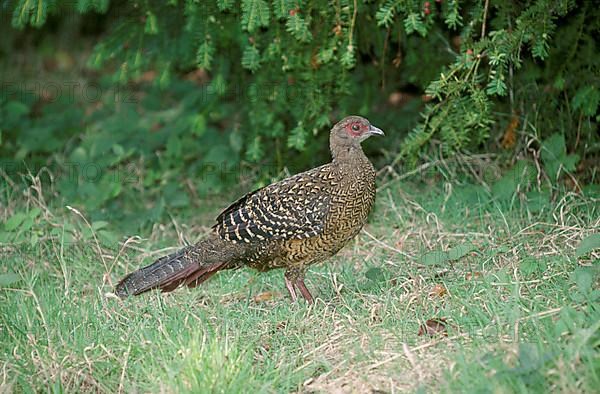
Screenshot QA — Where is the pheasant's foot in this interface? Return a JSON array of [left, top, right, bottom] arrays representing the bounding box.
[[284, 275, 298, 302], [284, 268, 314, 304], [295, 278, 314, 304]]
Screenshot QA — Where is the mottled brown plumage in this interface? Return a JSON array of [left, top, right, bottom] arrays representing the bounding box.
[[115, 115, 384, 302]]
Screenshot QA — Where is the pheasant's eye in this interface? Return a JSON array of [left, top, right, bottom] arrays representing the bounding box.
[[351, 124, 360, 131]]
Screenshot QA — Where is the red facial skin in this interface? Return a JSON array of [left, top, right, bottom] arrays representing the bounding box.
[[345, 122, 369, 137]]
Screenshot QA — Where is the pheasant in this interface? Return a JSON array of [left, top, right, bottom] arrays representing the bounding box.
[[115, 115, 384, 303]]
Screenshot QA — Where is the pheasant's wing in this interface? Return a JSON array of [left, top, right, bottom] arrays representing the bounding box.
[[213, 166, 334, 243]]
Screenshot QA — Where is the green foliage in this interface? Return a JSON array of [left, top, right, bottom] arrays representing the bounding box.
[[0, 272, 21, 287], [1, 208, 42, 244], [490, 160, 534, 201], [572, 86, 600, 117], [0, 0, 598, 221], [287, 122, 307, 151], [421, 241, 477, 266], [398, 0, 599, 162], [241, 45, 262, 72], [11, 0, 49, 27], [576, 234, 600, 258], [196, 41, 215, 70], [241, 0, 271, 33], [540, 133, 580, 182], [286, 11, 312, 42]]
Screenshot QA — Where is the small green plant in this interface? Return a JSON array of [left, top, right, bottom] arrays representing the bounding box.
[[540, 133, 580, 183]]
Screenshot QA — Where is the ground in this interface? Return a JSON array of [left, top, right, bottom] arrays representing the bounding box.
[[0, 172, 598, 393]]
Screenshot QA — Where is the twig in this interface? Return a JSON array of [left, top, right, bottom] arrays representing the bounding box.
[[118, 344, 132, 394], [481, 0, 490, 39], [66, 205, 108, 274], [348, 0, 358, 51], [136, 246, 180, 261], [362, 229, 414, 260], [110, 235, 143, 274], [0, 167, 16, 189], [402, 343, 423, 382]]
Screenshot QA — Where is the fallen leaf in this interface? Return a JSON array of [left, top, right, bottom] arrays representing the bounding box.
[[465, 271, 482, 280], [418, 318, 448, 337], [501, 113, 520, 149], [333, 24, 342, 36], [253, 291, 280, 303], [429, 283, 447, 297]]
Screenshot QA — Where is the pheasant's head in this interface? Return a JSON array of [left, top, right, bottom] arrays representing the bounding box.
[[330, 115, 384, 159]]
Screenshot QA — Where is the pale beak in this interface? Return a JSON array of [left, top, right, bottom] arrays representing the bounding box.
[[369, 125, 385, 136]]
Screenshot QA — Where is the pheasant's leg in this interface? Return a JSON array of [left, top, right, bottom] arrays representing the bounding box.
[[284, 275, 298, 302], [295, 278, 314, 304], [285, 268, 313, 303]]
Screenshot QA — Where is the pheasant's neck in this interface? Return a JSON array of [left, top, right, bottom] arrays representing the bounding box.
[[331, 143, 368, 164], [331, 144, 375, 181]]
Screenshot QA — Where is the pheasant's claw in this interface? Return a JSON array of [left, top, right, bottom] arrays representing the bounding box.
[[284, 269, 314, 303], [295, 278, 314, 304], [284, 275, 298, 302]]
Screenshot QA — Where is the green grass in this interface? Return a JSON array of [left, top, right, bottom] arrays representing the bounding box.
[[1, 175, 599, 393]]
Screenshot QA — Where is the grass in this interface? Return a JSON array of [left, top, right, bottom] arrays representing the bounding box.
[[0, 171, 599, 393]]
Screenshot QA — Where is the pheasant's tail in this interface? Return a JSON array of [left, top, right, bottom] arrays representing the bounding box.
[[115, 240, 230, 298]]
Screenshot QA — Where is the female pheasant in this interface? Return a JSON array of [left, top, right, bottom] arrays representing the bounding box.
[[116, 115, 384, 303]]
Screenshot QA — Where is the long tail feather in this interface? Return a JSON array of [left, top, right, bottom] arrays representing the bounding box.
[[115, 234, 236, 298]]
